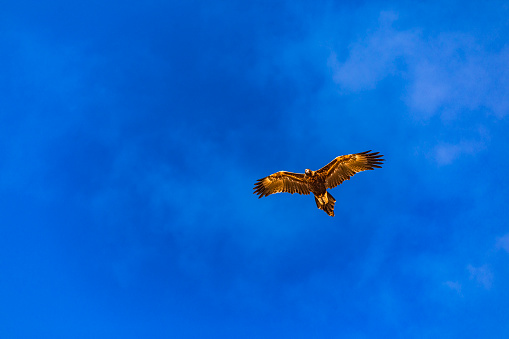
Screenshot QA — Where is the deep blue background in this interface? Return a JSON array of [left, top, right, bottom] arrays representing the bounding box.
[[2, 1, 509, 338]]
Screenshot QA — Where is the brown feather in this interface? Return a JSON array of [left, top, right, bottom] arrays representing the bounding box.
[[316, 150, 385, 189], [253, 171, 310, 198]]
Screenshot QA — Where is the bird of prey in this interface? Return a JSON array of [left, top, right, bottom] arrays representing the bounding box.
[[253, 151, 384, 217]]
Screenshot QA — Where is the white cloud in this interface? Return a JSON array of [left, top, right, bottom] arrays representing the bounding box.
[[444, 281, 463, 296], [407, 59, 452, 118], [330, 12, 509, 119], [467, 264, 493, 289], [329, 11, 419, 91], [433, 139, 486, 166], [496, 233, 509, 253]]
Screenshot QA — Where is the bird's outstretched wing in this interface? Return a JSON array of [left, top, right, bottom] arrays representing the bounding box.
[[253, 171, 310, 198], [316, 150, 384, 189]]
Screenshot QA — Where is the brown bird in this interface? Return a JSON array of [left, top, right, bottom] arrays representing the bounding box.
[[253, 150, 384, 216]]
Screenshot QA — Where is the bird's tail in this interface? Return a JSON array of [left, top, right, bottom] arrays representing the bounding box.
[[314, 192, 336, 217]]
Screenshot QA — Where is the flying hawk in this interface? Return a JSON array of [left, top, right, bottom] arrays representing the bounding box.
[[253, 151, 384, 216]]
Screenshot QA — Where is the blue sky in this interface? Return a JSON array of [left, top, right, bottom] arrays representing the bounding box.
[[1, 1, 509, 338]]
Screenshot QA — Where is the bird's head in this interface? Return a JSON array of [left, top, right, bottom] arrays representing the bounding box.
[[305, 169, 314, 177]]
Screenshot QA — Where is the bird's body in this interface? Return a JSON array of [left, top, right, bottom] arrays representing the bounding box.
[[253, 150, 384, 216], [304, 169, 335, 216]]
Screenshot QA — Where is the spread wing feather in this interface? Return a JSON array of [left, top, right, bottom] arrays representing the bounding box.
[[317, 150, 385, 189], [253, 171, 310, 198]]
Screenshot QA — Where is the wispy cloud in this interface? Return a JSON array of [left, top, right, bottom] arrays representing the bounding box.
[[496, 233, 509, 253], [467, 264, 493, 289], [433, 139, 486, 165], [444, 281, 463, 296], [329, 11, 418, 92], [330, 11, 509, 119]]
